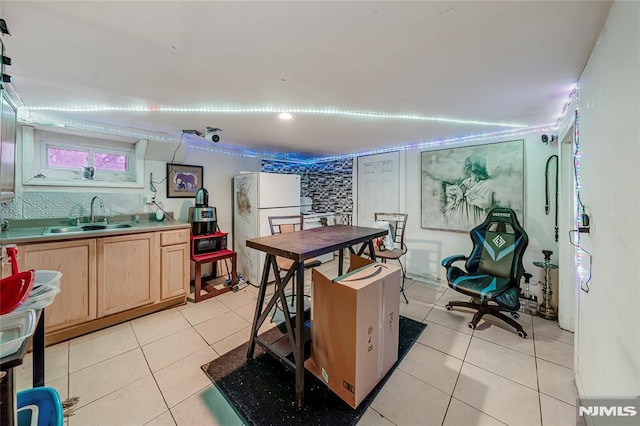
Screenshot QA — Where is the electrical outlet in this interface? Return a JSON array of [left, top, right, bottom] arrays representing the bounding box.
[[144, 193, 155, 204]]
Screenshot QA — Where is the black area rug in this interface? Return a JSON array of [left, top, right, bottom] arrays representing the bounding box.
[[201, 316, 426, 426]]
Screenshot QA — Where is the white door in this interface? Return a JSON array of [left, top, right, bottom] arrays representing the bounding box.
[[357, 152, 400, 226], [558, 132, 576, 332]]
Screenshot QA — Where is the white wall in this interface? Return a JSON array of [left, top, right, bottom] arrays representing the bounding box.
[[574, 1, 640, 399], [145, 149, 259, 235], [403, 134, 559, 304]]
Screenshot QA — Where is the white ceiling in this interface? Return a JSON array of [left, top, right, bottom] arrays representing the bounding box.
[[1, 1, 611, 159]]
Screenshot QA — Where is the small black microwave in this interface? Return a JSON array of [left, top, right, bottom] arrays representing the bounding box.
[[191, 232, 227, 257]]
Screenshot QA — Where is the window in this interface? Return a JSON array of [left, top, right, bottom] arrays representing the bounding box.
[[22, 127, 147, 188], [46, 146, 129, 172]]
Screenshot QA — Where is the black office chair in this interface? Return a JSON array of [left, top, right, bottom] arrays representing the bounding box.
[[268, 215, 321, 321], [441, 208, 529, 338]]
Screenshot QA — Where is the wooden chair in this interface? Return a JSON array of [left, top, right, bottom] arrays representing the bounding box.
[[268, 215, 321, 319], [373, 212, 409, 303]]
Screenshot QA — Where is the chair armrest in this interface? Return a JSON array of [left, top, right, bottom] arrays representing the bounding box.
[[441, 255, 468, 268]]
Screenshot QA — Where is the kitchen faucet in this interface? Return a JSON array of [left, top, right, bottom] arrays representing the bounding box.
[[90, 196, 104, 223]]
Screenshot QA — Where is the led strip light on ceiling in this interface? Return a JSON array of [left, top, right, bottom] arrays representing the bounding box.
[[19, 110, 555, 164], [21, 105, 528, 129]]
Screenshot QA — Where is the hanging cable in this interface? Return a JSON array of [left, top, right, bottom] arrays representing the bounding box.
[[545, 154, 559, 242], [149, 132, 188, 200]]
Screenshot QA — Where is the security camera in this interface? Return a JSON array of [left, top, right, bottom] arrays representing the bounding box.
[[541, 134, 557, 144], [205, 127, 222, 143]]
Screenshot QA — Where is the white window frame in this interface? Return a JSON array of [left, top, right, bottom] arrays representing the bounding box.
[[22, 126, 147, 188]]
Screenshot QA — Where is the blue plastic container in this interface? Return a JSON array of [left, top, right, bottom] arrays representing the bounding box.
[[16, 387, 64, 426]]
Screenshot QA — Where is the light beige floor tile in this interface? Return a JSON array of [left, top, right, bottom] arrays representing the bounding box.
[[399, 342, 462, 395], [210, 326, 251, 355], [436, 289, 469, 307], [533, 316, 574, 345], [70, 348, 150, 408], [426, 304, 474, 335], [170, 385, 244, 426], [534, 335, 574, 369], [371, 369, 450, 426], [154, 347, 218, 408], [399, 297, 433, 323], [357, 408, 395, 425], [15, 341, 69, 388], [145, 410, 176, 426], [19, 375, 69, 401], [419, 321, 471, 360], [473, 314, 535, 356], [69, 375, 166, 426], [69, 323, 139, 372], [411, 278, 447, 293], [194, 310, 250, 345], [178, 297, 230, 326], [465, 337, 537, 390], [537, 358, 577, 405], [234, 300, 259, 323], [453, 363, 541, 426], [216, 287, 258, 310], [245, 284, 260, 294], [69, 321, 132, 344], [132, 309, 192, 346], [540, 394, 578, 426], [443, 398, 507, 426], [142, 327, 209, 372], [404, 282, 443, 304], [130, 307, 178, 325]]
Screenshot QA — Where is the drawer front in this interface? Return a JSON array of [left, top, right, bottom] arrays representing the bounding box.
[[161, 229, 190, 246]]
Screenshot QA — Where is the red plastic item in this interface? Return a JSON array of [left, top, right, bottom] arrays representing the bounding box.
[[6, 246, 20, 275], [0, 270, 35, 315]]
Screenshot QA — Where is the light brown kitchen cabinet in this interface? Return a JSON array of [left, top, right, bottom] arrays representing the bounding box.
[[160, 229, 190, 300], [18, 239, 97, 332], [97, 232, 160, 317]]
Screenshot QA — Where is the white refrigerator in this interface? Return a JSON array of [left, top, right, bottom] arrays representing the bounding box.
[[233, 172, 301, 285]]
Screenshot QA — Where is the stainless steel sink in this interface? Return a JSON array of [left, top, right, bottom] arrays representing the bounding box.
[[110, 224, 133, 229], [82, 224, 108, 231], [43, 223, 135, 235]]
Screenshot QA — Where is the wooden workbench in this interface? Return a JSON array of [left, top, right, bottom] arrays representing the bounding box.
[[245, 225, 387, 407]]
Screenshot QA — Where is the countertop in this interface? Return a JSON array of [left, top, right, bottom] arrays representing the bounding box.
[[1, 219, 190, 244]]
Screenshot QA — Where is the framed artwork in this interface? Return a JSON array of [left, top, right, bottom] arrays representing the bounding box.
[[166, 163, 203, 198], [420, 139, 524, 232]]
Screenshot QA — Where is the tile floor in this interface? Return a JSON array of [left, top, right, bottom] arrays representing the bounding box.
[[15, 258, 578, 426]]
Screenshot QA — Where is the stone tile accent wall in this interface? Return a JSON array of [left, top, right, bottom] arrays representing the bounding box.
[[1, 191, 144, 220], [261, 159, 353, 217]]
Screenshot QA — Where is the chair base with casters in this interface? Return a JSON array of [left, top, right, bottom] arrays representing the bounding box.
[[443, 268, 527, 338], [445, 297, 527, 338], [441, 208, 529, 338]]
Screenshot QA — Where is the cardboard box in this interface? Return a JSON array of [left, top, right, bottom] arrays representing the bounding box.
[[305, 259, 401, 408]]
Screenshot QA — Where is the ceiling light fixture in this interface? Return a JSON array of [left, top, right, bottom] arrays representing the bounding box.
[[20, 105, 527, 128], [278, 112, 293, 120]]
